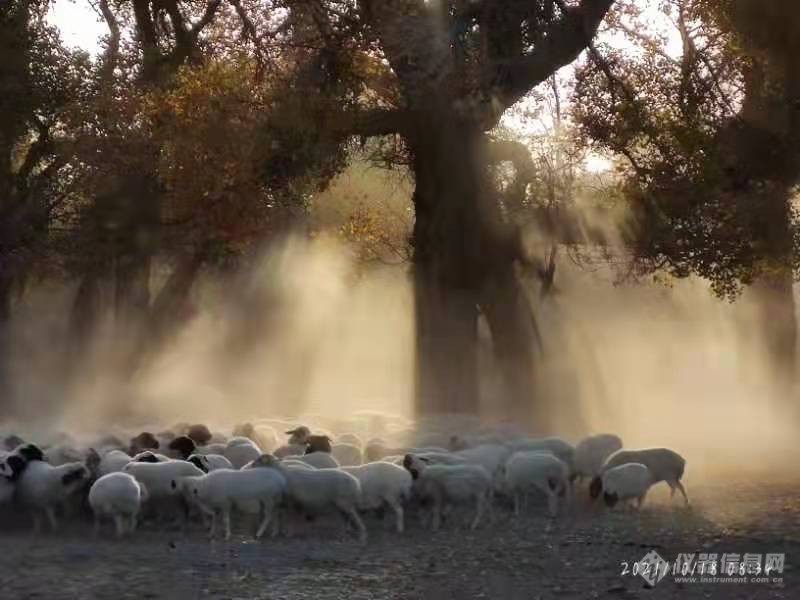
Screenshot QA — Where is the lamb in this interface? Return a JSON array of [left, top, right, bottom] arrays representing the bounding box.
[[122, 460, 204, 527], [250, 454, 366, 543], [341, 461, 412, 533], [403, 453, 492, 531], [573, 434, 623, 481], [331, 443, 363, 467], [222, 437, 262, 469], [600, 463, 653, 510], [15, 459, 91, 532], [298, 451, 339, 469], [589, 448, 688, 507], [175, 467, 287, 540], [88, 472, 148, 537], [503, 451, 571, 517]]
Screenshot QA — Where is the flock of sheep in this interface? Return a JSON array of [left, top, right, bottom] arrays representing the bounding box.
[[0, 412, 690, 542]]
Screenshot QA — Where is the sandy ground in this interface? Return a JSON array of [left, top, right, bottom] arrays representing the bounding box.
[[0, 478, 796, 600]]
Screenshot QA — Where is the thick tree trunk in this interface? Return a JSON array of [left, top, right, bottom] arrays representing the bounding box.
[[752, 270, 797, 384], [409, 112, 538, 421]]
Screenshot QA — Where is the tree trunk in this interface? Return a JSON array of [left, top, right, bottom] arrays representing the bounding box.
[[752, 269, 797, 384], [408, 111, 537, 420]]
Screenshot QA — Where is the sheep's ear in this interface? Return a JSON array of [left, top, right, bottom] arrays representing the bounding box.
[[419, 457, 431, 464]]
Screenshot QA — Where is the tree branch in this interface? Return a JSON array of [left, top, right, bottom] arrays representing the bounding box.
[[488, 0, 615, 111]]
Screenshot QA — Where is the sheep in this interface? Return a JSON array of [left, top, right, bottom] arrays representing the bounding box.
[[3, 434, 25, 451], [250, 454, 366, 543], [122, 460, 205, 527], [403, 453, 492, 532], [503, 451, 571, 517], [0, 475, 14, 505], [187, 424, 213, 446], [298, 451, 339, 469], [285, 426, 311, 445], [233, 422, 279, 453], [336, 433, 363, 448], [506, 437, 575, 473], [187, 453, 233, 473], [45, 444, 84, 467], [129, 432, 160, 455], [341, 461, 412, 533], [454, 443, 512, 486], [331, 443, 363, 467], [97, 450, 133, 477], [601, 463, 653, 510], [573, 434, 623, 481], [589, 448, 688, 507], [174, 468, 287, 540], [222, 437, 262, 469], [167, 435, 197, 460], [273, 443, 306, 459], [305, 435, 333, 454], [197, 442, 227, 456], [131, 451, 170, 463], [88, 472, 148, 538], [15, 459, 91, 533]]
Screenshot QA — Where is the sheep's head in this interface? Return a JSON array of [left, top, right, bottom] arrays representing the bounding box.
[[15, 443, 45, 463], [447, 435, 468, 452], [304, 435, 332, 454], [285, 426, 311, 445], [60, 464, 90, 491], [603, 491, 619, 508], [402, 454, 429, 480], [588, 476, 603, 500], [187, 424, 212, 446], [168, 436, 197, 460], [187, 455, 210, 473], [129, 432, 159, 454], [133, 451, 160, 463]]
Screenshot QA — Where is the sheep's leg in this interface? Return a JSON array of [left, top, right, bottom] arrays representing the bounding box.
[[470, 494, 486, 530], [546, 492, 558, 518], [45, 507, 58, 532], [129, 511, 139, 533], [114, 514, 126, 538], [93, 515, 101, 538], [255, 503, 273, 539], [389, 501, 404, 534], [430, 501, 442, 532], [208, 510, 217, 539], [222, 509, 232, 541], [674, 481, 690, 507]]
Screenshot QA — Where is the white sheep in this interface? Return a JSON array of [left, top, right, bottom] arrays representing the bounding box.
[[503, 451, 571, 517], [590, 448, 688, 507], [601, 463, 653, 510], [573, 434, 623, 481], [403, 454, 492, 532], [97, 449, 134, 477], [122, 459, 204, 527], [15, 459, 91, 532], [88, 472, 148, 537], [188, 453, 233, 472], [506, 437, 575, 473], [341, 461, 412, 533], [222, 437, 262, 469], [299, 451, 339, 469], [331, 443, 363, 467], [454, 443, 512, 486], [175, 468, 287, 540], [250, 454, 366, 543]]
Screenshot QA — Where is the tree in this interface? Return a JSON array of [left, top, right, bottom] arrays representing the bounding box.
[[572, 0, 800, 384], [265, 0, 616, 422]]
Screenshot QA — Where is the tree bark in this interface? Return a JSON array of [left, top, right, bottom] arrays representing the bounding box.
[[408, 111, 538, 421]]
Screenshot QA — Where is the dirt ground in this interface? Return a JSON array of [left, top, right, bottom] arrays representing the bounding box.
[[0, 477, 796, 600]]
